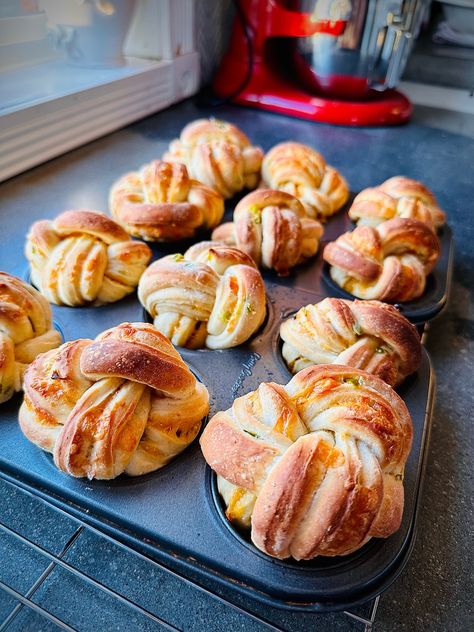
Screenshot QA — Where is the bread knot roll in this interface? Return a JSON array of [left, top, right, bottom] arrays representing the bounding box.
[[323, 218, 440, 302], [280, 298, 421, 386], [163, 118, 263, 199], [349, 176, 445, 229], [25, 210, 151, 306], [138, 242, 266, 349], [0, 272, 62, 404], [109, 160, 224, 241], [212, 190, 324, 275], [19, 322, 209, 479], [200, 365, 413, 560], [261, 142, 349, 220]]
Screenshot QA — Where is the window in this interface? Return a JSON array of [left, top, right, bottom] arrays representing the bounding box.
[[0, 0, 199, 181]]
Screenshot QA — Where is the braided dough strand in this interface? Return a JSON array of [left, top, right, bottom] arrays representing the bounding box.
[[163, 119, 263, 199], [138, 243, 266, 350], [349, 176, 445, 229], [212, 190, 324, 275], [0, 272, 62, 403], [26, 210, 151, 306], [323, 218, 440, 301], [19, 323, 209, 479], [110, 160, 224, 241], [200, 365, 412, 560], [280, 298, 421, 386], [261, 142, 349, 220]]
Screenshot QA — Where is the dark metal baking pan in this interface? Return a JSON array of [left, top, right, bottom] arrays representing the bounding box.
[[0, 271, 435, 612], [0, 181, 444, 612]]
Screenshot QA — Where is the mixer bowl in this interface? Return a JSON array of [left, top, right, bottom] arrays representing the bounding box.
[[288, 0, 429, 99]]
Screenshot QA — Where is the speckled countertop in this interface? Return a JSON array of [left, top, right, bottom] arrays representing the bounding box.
[[0, 101, 472, 631]]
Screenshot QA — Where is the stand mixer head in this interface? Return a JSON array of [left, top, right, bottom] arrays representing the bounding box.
[[213, 0, 429, 125]]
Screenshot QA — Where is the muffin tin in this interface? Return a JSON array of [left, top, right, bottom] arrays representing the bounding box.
[[0, 197, 449, 613]]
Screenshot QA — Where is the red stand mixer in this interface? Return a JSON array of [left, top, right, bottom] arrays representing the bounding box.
[[213, 0, 428, 126]]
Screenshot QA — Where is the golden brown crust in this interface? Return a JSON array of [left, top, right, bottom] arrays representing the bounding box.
[[138, 243, 266, 350], [0, 272, 61, 404], [163, 118, 263, 198], [200, 412, 280, 492], [200, 365, 412, 560], [53, 378, 150, 479], [349, 176, 445, 229], [109, 160, 224, 241], [250, 434, 340, 557], [287, 365, 413, 466], [25, 211, 151, 307], [19, 322, 209, 479], [211, 223, 235, 246], [54, 209, 130, 243], [380, 176, 445, 227], [378, 218, 440, 273], [237, 189, 307, 218], [19, 339, 93, 451], [280, 298, 421, 386], [185, 240, 257, 270], [211, 189, 324, 275], [261, 142, 349, 220], [80, 323, 195, 397], [174, 118, 253, 148], [323, 218, 440, 302], [115, 202, 200, 228]]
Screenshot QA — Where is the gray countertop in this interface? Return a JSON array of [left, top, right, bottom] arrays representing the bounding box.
[[0, 100, 472, 631]]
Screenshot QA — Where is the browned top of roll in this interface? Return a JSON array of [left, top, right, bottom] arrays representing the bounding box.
[[378, 217, 440, 271], [200, 364, 413, 560], [288, 364, 413, 466], [80, 323, 196, 398], [235, 189, 306, 219], [184, 241, 258, 270], [53, 210, 130, 244], [324, 217, 440, 279], [379, 176, 438, 208], [178, 118, 252, 148]]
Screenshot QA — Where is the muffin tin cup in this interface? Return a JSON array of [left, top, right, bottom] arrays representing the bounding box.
[[0, 203, 445, 612], [274, 214, 454, 325]]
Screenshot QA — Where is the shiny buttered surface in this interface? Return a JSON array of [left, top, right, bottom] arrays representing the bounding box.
[[138, 242, 266, 349], [0, 272, 62, 404], [25, 210, 151, 306], [261, 142, 349, 220], [280, 298, 421, 386], [212, 189, 324, 275], [109, 160, 224, 241], [163, 118, 264, 198], [200, 365, 413, 560], [323, 217, 440, 302], [348, 176, 446, 229], [19, 323, 209, 479]]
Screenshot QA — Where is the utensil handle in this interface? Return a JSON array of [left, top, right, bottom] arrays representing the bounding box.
[[369, 0, 423, 90]]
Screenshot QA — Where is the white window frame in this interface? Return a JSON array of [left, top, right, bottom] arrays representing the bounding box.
[[0, 0, 199, 182]]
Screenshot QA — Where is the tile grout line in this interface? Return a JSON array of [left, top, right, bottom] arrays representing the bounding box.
[[0, 526, 84, 632], [0, 563, 55, 632], [0, 520, 180, 631], [0, 475, 284, 632], [0, 474, 376, 632], [0, 580, 76, 632], [344, 594, 380, 631]]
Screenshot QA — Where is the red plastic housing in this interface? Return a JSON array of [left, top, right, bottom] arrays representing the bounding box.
[[212, 0, 412, 126]]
